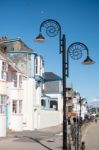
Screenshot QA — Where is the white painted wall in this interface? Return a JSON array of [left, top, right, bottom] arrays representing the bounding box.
[[0, 114, 6, 137], [9, 88, 23, 100], [0, 61, 2, 79], [0, 81, 6, 94], [22, 78, 36, 130], [36, 86, 41, 106], [7, 77, 24, 131], [9, 114, 23, 131], [38, 110, 62, 129]]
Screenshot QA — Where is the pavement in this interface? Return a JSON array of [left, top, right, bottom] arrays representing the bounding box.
[[82, 119, 99, 150], [0, 125, 63, 150], [0, 123, 89, 150]]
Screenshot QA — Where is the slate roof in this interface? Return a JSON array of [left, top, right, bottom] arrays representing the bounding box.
[[0, 37, 32, 52], [43, 72, 62, 82]]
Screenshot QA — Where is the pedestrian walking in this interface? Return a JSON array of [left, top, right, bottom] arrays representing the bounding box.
[[81, 141, 85, 150], [68, 117, 71, 125], [95, 118, 97, 123]]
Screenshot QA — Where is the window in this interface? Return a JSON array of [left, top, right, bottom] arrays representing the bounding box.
[[19, 75, 22, 88], [1, 62, 7, 80], [1, 71, 6, 80], [19, 100, 22, 113], [2, 62, 6, 71], [12, 100, 22, 114], [13, 74, 17, 87], [68, 106, 72, 112], [35, 57, 38, 74], [0, 95, 6, 113], [50, 100, 58, 110], [12, 100, 17, 113], [41, 99, 46, 107]]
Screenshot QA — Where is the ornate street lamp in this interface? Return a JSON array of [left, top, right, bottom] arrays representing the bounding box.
[[35, 19, 95, 150]]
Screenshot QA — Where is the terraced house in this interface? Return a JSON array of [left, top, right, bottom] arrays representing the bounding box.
[[0, 37, 63, 136]]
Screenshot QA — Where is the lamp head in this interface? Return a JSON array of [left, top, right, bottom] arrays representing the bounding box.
[[35, 33, 45, 42], [82, 56, 95, 65]]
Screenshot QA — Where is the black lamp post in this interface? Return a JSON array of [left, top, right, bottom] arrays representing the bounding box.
[[35, 19, 95, 150], [78, 97, 82, 150], [79, 98, 82, 120]]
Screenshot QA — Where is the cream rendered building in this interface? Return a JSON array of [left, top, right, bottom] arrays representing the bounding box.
[[0, 37, 63, 133]]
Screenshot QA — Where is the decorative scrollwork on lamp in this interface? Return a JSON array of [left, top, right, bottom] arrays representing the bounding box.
[[67, 42, 89, 60], [40, 19, 61, 37]]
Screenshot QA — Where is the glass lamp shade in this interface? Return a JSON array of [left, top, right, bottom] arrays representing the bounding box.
[[82, 56, 95, 65], [35, 33, 45, 42]]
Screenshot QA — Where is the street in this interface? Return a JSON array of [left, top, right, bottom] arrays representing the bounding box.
[[0, 121, 99, 150], [82, 119, 99, 150]]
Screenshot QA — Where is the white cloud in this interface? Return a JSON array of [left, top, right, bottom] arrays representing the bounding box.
[[92, 98, 99, 102], [88, 98, 99, 108]]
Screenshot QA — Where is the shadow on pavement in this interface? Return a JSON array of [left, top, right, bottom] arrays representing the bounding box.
[[25, 136, 53, 150], [14, 135, 53, 150]]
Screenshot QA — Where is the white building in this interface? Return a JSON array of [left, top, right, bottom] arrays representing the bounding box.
[[40, 72, 63, 128], [0, 37, 63, 133], [0, 52, 8, 136], [73, 92, 88, 120]]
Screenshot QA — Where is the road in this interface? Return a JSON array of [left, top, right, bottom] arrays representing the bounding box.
[[82, 119, 99, 150]]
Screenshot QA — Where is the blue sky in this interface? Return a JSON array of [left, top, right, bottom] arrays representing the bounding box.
[[0, 0, 99, 103]]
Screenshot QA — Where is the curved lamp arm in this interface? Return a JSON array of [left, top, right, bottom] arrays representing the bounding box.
[[66, 42, 95, 77], [35, 19, 62, 53]]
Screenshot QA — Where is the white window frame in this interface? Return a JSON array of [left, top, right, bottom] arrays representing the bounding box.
[[13, 74, 17, 87], [19, 100, 22, 113], [12, 100, 17, 113], [1, 61, 7, 80], [0, 95, 6, 113], [35, 57, 38, 74], [19, 75, 22, 88], [12, 100, 22, 114]]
